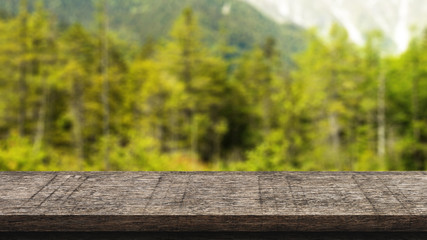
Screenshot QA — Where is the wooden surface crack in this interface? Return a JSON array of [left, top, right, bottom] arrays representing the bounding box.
[[28, 174, 58, 201], [257, 175, 264, 211], [376, 175, 412, 215], [352, 174, 379, 214], [38, 175, 71, 207], [179, 175, 191, 208], [62, 176, 89, 204], [285, 175, 299, 212], [143, 174, 163, 211], [285, 175, 300, 231]]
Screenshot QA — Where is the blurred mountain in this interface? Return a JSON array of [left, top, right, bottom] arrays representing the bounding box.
[[0, 0, 306, 62], [243, 0, 427, 53]]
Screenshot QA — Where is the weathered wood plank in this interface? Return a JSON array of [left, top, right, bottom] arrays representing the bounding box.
[[0, 172, 426, 232]]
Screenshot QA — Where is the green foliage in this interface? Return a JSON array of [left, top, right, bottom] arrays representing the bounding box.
[[0, 132, 47, 171], [0, 2, 426, 171]]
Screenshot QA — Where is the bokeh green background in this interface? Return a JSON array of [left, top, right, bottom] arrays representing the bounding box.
[[0, 0, 426, 171]]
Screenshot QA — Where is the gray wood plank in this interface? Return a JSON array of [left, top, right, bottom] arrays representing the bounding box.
[[0, 172, 426, 232]]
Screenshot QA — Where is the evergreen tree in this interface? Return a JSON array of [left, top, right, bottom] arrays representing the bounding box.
[[157, 8, 228, 161], [58, 24, 96, 167]]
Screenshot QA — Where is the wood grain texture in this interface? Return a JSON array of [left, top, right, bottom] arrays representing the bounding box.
[[0, 172, 426, 232]]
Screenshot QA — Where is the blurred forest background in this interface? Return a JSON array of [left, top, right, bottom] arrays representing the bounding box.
[[0, 0, 426, 171]]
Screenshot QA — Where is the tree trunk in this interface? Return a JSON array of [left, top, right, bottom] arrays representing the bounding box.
[[71, 78, 85, 168], [33, 74, 48, 150], [412, 74, 419, 142], [18, 63, 27, 136], [191, 116, 198, 163], [377, 70, 386, 159], [18, 5, 28, 136], [328, 71, 341, 167], [411, 68, 424, 170], [100, 0, 110, 170], [329, 112, 340, 154], [262, 96, 271, 136]]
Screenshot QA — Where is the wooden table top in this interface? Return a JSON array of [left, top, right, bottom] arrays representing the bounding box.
[[1, 172, 426, 232]]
